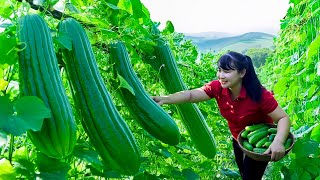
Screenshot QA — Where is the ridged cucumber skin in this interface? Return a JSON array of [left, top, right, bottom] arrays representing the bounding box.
[[255, 137, 269, 148], [247, 126, 269, 139], [154, 40, 216, 158], [17, 14, 76, 159], [268, 128, 277, 134], [243, 140, 253, 151], [241, 130, 250, 138], [263, 141, 272, 148], [268, 134, 276, 142], [109, 41, 180, 145], [58, 18, 140, 175], [248, 130, 269, 145]]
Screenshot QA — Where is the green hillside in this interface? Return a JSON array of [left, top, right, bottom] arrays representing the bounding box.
[[185, 32, 276, 53]]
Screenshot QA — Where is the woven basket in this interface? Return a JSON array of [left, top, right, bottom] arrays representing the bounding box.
[[237, 124, 295, 162]]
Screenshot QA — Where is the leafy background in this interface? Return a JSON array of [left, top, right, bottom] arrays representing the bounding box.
[[0, 0, 319, 179]]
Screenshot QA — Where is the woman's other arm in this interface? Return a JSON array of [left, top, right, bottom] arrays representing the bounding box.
[[265, 106, 291, 161]]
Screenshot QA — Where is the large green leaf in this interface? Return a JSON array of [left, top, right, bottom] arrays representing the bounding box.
[[292, 138, 319, 158], [0, 32, 17, 65], [0, 96, 50, 136]]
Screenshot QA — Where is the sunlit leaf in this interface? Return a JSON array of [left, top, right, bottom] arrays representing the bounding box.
[[311, 124, 320, 142], [307, 34, 320, 59], [118, 73, 135, 96], [0, 1, 13, 19], [0, 79, 8, 91], [0, 158, 16, 180], [162, 21, 175, 34], [118, 0, 132, 14], [317, 61, 320, 76]]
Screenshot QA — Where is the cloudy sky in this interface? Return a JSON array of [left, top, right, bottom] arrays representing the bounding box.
[[141, 0, 290, 34]]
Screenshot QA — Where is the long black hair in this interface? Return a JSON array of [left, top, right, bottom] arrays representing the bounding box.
[[217, 51, 263, 102]]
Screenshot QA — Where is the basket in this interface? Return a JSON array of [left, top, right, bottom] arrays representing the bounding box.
[[237, 124, 295, 162]]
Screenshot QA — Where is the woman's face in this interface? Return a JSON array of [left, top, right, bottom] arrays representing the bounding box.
[[217, 68, 246, 89]]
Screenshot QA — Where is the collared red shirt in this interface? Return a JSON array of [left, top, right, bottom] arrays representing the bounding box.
[[202, 80, 278, 139]]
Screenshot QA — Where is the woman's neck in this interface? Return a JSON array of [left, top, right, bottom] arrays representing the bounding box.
[[229, 83, 242, 100]]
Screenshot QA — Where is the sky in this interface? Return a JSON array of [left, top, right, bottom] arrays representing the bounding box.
[[140, 0, 290, 35]]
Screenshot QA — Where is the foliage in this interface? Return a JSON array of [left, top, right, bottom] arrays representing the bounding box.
[[245, 48, 273, 68], [0, 0, 319, 179]]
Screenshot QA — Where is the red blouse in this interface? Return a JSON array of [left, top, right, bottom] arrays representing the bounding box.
[[202, 80, 278, 139]]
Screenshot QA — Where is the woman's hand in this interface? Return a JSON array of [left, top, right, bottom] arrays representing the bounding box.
[[151, 96, 167, 106], [264, 140, 286, 161]]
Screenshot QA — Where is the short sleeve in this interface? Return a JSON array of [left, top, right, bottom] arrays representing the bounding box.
[[260, 89, 278, 114], [201, 80, 221, 99]]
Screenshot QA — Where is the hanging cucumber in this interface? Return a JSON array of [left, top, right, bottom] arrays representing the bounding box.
[[109, 41, 181, 145], [58, 18, 140, 175], [153, 38, 216, 158], [17, 14, 76, 159]]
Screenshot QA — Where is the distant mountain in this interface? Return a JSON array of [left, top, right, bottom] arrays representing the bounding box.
[[184, 32, 275, 53]]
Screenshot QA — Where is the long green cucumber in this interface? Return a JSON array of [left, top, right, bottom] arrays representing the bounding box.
[[17, 14, 76, 159], [58, 18, 140, 175], [153, 38, 216, 158], [109, 41, 180, 145]]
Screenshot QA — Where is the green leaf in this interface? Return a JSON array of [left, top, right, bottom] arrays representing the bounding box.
[[0, 158, 16, 180], [221, 168, 240, 178], [65, 3, 80, 13], [0, 31, 18, 65], [182, 168, 200, 180], [118, 0, 132, 14], [106, 2, 120, 10], [0, 1, 13, 19], [73, 144, 104, 170], [292, 138, 319, 158], [307, 34, 320, 59], [163, 21, 175, 34], [12, 147, 36, 179], [55, 32, 72, 51], [0, 96, 50, 136], [311, 124, 320, 142], [0, 96, 14, 128], [48, 0, 59, 7], [118, 73, 135, 95]]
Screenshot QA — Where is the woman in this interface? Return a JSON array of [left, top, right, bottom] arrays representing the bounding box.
[[152, 51, 290, 180]]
